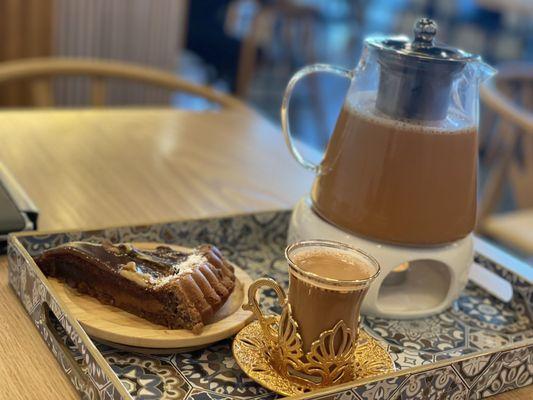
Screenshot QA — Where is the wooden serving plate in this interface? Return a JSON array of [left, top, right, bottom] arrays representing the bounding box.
[[48, 243, 254, 350]]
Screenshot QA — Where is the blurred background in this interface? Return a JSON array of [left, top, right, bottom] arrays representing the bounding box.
[[0, 0, 532, 262]]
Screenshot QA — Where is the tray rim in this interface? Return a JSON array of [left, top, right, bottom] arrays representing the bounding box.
[[7, 209, 533, 400], [8, 207, 283, 238], [8, 235, 133, 399], [290, 334, 533, 400]]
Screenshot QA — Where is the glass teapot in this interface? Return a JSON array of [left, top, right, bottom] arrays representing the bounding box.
[[281, 18, 496, 246]]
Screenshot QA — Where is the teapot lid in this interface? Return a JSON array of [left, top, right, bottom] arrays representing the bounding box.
[[366, 18, 480, 121], [366, 18, 480, 65]]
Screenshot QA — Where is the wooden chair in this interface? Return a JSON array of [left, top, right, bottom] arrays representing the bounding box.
[[228, 0, 331, 147], [231, 0, 321, 98], [0, 58, 248, 110], [478, 62, 533, 256]]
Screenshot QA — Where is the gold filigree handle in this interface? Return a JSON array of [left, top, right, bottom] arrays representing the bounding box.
[[243, 278, 287, 346]]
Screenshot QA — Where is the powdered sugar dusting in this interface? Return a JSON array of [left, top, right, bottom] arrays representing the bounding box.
[[153, 252, 207, 288], [171, 253, 207, 274]]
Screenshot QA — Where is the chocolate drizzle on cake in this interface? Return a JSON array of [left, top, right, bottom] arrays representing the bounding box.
[[35, 241, 236, 332]]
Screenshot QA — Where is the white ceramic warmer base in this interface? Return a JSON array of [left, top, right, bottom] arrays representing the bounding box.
[[288, 197, 474, 319]]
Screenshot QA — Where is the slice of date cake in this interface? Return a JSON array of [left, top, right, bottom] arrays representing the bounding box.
[[35, 241, 236, 332]]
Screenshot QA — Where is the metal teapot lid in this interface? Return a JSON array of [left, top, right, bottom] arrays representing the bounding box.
[[366, 18, 480, 121]]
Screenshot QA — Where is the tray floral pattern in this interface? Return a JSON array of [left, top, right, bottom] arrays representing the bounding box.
[[8, 211, 533, 400]]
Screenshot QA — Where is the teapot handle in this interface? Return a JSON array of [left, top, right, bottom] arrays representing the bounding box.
[[281, 64, 353, 173]]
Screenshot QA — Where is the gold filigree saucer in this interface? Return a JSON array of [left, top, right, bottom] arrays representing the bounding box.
[[232, 321, 395, 396]]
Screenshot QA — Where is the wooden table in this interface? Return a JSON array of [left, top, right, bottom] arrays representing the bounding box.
[[0, 109, 529, 399]]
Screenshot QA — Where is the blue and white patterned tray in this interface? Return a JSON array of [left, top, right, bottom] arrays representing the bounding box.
[[7, 210, 533, 400]]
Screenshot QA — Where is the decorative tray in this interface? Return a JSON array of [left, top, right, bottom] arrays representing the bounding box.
[[7, 210, 533, 400]]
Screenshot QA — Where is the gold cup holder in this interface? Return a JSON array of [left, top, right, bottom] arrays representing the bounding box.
[[234, 278, 395, 395]]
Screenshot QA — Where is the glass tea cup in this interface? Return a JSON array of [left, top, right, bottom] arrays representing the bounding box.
[[244, 240, 380, 386]]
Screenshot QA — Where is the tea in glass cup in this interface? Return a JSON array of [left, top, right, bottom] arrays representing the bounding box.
[[244, 240, 380, 386]]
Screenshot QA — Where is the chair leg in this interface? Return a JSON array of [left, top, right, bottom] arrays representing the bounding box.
[[90, 77, 107, 106], [303, 20, 329, 148], [236, 9, 269, 98], [31, 78, 54, 107], [478, 120, 519, 229]]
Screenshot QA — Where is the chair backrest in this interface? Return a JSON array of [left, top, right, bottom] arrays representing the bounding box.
[[478, 62, 533, 223], [0, 58, 246, 110], [233, 1, 320, 98], [481, 63, 533, 132]]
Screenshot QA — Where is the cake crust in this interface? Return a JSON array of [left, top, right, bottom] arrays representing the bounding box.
[[35, 241, 236, 332]]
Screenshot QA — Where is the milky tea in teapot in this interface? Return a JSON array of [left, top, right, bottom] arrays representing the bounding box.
[[282, 19, 495, 245]]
